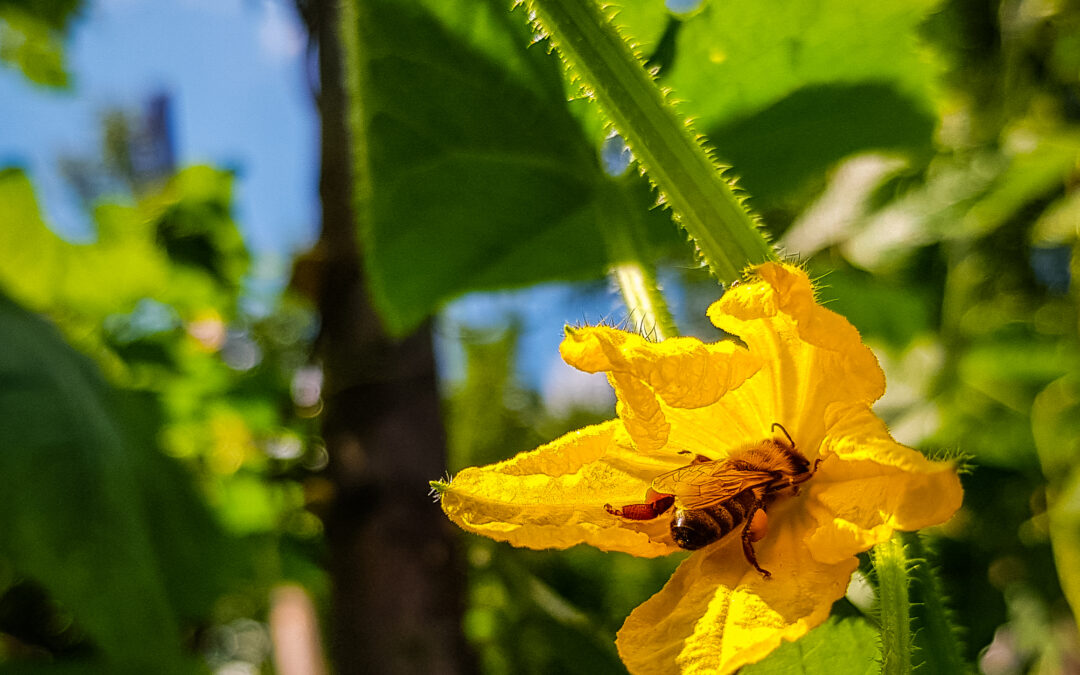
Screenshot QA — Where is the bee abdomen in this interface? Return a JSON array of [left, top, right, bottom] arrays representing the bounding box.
[[670, 489, 757, 551]]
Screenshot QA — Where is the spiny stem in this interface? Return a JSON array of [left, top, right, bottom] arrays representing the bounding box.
[[872, 535, 913, 675], [903, 532, 971, 673], [523, 0, 776, 282], [611, 263, 677, 340], [596, 178, 679, 340]]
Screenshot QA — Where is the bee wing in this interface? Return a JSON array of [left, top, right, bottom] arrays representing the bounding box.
[[652, 461, 774, 510]]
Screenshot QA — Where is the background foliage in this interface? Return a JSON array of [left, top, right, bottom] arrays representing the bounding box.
[[1, 0, 1079, 672]]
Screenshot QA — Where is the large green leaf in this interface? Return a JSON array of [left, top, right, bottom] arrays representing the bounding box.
[[665, 0, 938, 126], [741, 615, 881, 674], [614, 0, 940, 205], [0, 294, 233, 667], [344, 0, 680, 335]]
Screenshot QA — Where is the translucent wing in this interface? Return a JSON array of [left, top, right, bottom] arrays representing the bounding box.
[[651, 460, 774, 510]]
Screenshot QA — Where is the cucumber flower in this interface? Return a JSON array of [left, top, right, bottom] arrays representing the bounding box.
[[433, 262, 963, 674]]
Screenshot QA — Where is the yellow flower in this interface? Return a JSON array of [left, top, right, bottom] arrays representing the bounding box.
[[436, 262, 963, 674]]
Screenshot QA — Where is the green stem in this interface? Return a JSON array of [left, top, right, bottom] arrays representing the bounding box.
[[610, 263, 677, 340], [596, 178, 679, 340], [524, 0, 776, 282], [872, 535, 913, 675], [903, 532, 971, 674]]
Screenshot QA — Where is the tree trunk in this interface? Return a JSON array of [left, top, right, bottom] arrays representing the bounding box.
[[307, 1, 473, 671]]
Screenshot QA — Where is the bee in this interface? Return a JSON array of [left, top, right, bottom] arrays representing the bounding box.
[[604, 423, 819, 578]]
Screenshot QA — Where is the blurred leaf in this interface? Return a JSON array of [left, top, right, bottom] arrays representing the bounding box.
[[1032, 189, 1080, 244], [112, 392, 247, 621], [0, 293, 232, 665], [958, 339, 1076, 411], [0, 168, 166, 317], [344, 0, 680, 335], [0, 660, 203, 675], [960, 132, 1080, 237], [141, 166, 249, 289], [0, 7, 69, 87], [741, 615, 880, 674], [1031, 375, 1080, 641], [0, 167, 249, 340]]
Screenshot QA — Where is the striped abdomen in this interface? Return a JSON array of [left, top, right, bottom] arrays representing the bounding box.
[[670, 488, 760, 550]]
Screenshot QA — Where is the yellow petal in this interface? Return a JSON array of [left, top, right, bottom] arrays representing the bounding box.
[[439, 420, 685, 557], [560, 326, 763, 453], [707, 263, 886, 434], [805, 405, 964, 564], [616, 504, 857, 675]]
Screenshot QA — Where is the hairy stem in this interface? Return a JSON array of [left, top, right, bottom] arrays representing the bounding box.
[[904, 532, 971, 673], [596, 179, 679, 340], [872, 535, 913, 675], [524, 0, 775, 281]]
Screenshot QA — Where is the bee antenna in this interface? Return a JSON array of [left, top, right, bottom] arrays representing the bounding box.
[[771, 422, 795, 447]]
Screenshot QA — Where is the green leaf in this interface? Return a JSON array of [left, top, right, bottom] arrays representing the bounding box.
[[664, 0, 939, 128], [1032, 189, 1080, 244], [811, 263, 933, 349], [0, 293, 232, 665], [607, 0, 670, 56], [613, 0, 940, 204], [342, 0, 682, 335], [741, 615, 881, 674], [708, 83, 935, 206], [0, 7, 70, 87], [961, 131, 1080, 237], [346, 0, 601, 335], [1032, 375, 1080, 633], [0, 166, 247, 329]]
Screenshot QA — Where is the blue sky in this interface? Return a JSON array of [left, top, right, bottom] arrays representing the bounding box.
[[0, 0, 317, 256]]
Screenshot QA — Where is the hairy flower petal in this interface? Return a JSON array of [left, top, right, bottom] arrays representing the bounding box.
[[440, 421, 684, 557], [616, 504, 857, 675], [805, 406, 964, 564], [708, 264, 886, 435], [560, 327, 762, 453]]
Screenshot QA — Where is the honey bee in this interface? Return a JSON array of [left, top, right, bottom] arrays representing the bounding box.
[[604, 423, 819, 578]]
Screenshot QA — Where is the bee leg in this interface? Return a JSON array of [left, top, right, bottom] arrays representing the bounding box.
[[604, 490, 675, 520], [677, 450, 712, 465], [741, 504, 771, 579]]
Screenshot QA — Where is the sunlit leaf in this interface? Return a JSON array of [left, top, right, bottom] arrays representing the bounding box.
[[0, 168, 164, 317], [0, 166, 249, 337], [614, 0, 940, 204]]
